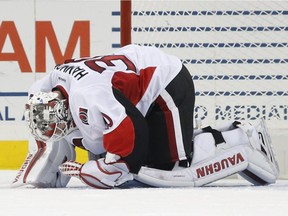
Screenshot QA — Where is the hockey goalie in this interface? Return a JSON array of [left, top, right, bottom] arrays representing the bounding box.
[[12, 45, 279, 188]]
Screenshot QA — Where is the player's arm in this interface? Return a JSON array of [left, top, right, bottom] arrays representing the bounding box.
[[71, 85, 149, 173], [58, 87, 149, 189], [100, 87, 149, 174]]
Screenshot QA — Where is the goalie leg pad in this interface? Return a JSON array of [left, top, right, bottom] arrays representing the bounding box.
[[33, 139, 76, 188], [191, 126, 250, 164], [12, 138, 76, 188], [237, 119, 279, 185], [136, 120, 279, 187], [136, 145, 250, 187]]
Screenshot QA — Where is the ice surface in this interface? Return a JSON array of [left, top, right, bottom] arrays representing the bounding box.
[[1, 170, 288, 216]]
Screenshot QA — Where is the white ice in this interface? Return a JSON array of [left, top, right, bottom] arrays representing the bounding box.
[[1, 170, 288, 216]]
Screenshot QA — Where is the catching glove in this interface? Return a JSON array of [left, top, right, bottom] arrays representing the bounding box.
[[59, 158, 133, 189]]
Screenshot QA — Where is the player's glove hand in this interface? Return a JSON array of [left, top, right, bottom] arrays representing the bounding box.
[[59, 160, 82, 178], [59, 158, 133, 189], [80, 158, 133, 189]]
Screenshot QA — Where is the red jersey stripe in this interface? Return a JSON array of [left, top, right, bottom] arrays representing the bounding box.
[[111, 67, 156, 105]]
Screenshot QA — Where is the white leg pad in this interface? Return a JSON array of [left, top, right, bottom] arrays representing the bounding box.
[[136, 145, 250, 187], [12, 138, 76, 188], [135, 119, 279, 187], [237, 119, 279, 185]]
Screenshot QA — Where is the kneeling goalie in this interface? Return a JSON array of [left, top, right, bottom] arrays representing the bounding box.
[[12, 45, 279, 189], [13, 116, 279, 188]]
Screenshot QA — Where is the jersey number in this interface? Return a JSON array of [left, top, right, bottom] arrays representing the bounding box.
[[65, 55, 136, 73]]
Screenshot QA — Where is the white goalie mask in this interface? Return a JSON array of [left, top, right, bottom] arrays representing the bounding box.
[[25, 92, 76, 142]]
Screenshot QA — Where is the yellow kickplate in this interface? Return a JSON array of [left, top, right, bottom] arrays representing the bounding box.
[[0, 141, 88, 170]]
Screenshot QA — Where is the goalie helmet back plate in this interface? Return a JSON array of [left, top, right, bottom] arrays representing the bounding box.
[[25, 92, 75, 142]]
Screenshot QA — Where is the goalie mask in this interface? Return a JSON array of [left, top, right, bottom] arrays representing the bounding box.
[[25, 92, 76, 142]]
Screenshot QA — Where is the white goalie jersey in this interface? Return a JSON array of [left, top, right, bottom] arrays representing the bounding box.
[[28, 45, 182, 156]]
